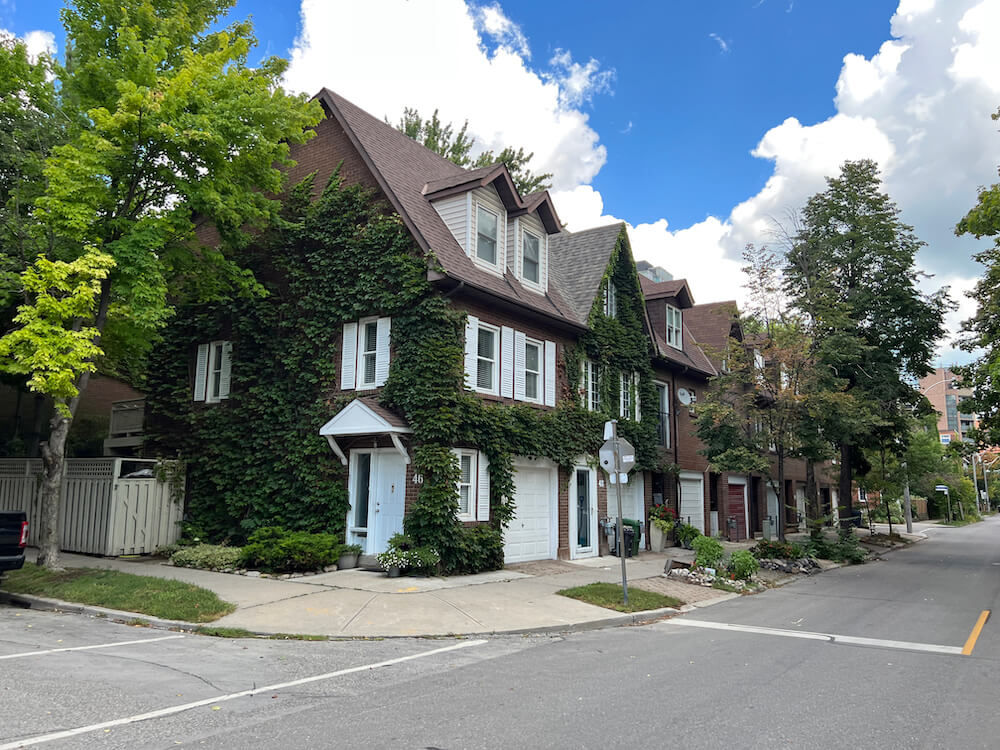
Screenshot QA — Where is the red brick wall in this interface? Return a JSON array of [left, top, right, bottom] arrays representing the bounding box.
[[558, 465, 570, 559], [286, 114, 382, 199]]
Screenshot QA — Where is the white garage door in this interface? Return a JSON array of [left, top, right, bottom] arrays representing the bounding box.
[[679, 472, 705, 534], [504, 464, 555, 563]]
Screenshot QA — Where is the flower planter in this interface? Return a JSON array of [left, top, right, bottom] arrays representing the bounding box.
[[337, 552, 359, 570], [650, 524, 668, 554], [386, 565, 401, 578]]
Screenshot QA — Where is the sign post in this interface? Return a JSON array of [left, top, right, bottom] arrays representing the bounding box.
[[935, 484, 951, 523], [599, 420, 636, 606]]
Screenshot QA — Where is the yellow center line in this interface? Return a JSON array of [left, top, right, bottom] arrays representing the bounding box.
[[962, 610, 990, 655]]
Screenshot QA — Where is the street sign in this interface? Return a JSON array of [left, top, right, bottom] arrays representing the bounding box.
[[600, 437, 636, 475], [934, 484, 949, 493]]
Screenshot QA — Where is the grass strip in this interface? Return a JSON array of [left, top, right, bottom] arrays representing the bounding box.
[[1, 563, 235, 623], [557, 582, 681, 613]]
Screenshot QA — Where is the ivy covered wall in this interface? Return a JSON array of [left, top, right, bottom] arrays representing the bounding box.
[[147, 174, 665, 572]]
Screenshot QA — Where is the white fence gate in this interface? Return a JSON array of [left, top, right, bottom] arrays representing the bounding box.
[[0, 458, 183, 556]]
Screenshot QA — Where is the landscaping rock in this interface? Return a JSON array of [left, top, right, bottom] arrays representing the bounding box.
[[757, 557, 821, 575]]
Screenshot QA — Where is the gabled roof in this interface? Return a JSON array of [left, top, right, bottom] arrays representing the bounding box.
[[548, 223, 625, 325], [650, 323, 718, 378], [639, 275, 695, 308], [685, 301, 740, 370], [315, 89, 576, 326]]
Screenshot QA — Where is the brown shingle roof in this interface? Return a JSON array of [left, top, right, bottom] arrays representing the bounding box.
[[685, 301, 739, 370], [639, 275, 694, 307], [317, 89, 580, 327], [651, 323, 717, 377], [548, 223, 625, 324]]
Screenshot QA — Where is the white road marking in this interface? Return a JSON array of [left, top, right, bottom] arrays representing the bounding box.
[[664, 618, 964, 655], [0, 635, 186, 661], [0, 638, 488, 749]]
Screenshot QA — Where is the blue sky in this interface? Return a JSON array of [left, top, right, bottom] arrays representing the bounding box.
[[4, 0, 999, 364]]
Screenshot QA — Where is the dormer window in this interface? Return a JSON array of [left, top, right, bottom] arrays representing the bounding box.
[[522, 230, 540, 284], [665, 305, 682, 349], [604, 282, 617, 318], [476, 205, 498, 265]]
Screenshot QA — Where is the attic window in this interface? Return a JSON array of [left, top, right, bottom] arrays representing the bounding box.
[[522, 230, 540, 284], [665, 305, 682, 350], [476, 205, 498, 265]]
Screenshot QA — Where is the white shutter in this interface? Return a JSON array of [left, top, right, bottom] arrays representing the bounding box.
[[341, 322, 358, 390], [544, 341, 556, 407], [218, 342, 233, 399], [540, 234, 548, 291], [477, 451, 491, 521], [619, 373, 627, 418], [500, 326, 514, 398], [375, 317, 392, 386], [514, 331, 526, 401], [193, 344, 209, 402], [464, 316, 479, 389]]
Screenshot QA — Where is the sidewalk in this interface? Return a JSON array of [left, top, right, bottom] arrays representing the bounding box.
[[16, 548, 735, 638]]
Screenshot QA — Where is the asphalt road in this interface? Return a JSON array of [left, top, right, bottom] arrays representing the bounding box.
[[2, 518, 998, 749]]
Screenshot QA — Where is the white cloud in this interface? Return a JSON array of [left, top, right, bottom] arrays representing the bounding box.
[[0, 27, 56, 61], [285, 0, 995, 362], [708, 33, 730, 54], [284, 0, 610, 190]]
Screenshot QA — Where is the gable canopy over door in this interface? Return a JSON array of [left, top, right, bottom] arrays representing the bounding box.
[[319, 397, 412, 465]]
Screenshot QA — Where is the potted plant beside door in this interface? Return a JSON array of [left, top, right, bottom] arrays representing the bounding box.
[[648, 505, 677, 553], [338, 544, 362, 570]]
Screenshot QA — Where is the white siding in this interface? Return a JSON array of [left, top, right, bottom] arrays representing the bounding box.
[[507, 216, 518, 274], [472, 186, 506, 273], [431, 194, 469, 255]]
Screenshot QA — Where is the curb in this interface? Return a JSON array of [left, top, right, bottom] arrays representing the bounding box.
[[0, 592, 202, 633]]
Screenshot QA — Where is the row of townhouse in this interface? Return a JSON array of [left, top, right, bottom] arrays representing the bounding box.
[[152, 88, 840, 564]]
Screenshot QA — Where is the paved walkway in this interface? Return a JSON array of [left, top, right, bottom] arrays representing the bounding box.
[[14, 547, 735, 638]]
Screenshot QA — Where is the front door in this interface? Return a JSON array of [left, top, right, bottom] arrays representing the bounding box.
[[348, 449, 407, 554], [570, 466, 598, 559]]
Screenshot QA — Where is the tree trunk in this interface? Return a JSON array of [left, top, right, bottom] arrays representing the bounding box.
[[805, 459, 819, 521], [36, 409, 71, 570], [839, 442, 855, 527]]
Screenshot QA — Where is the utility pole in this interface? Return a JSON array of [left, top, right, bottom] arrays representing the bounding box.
[[902, 461, 913, 534]]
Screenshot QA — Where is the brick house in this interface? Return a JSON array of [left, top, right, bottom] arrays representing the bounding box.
[[154, 88, 822, 563]]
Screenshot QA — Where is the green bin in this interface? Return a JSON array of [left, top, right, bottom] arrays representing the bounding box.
[[622, 518, 641, 557]]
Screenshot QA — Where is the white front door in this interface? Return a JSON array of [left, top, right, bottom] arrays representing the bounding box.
[[505, 460, 557, 563], [570, 465, 598, 559], [348, 449, 407, 555], [679, 471, 705, 534]]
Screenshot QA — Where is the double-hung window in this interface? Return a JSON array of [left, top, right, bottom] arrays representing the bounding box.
[[476, 324, 499, 394], [604, 282, 617, 318], [524, 339, 542, 402], [522, 230, 540, 284], [457, 451, 475, 520], [656, 382, 670, 447], [476, 205, 498, 266], [665, 305, 682, 349], [620, 372, 633, 420], [359, 319, 379, 388], [581, 360, 599, 411], [194, 340, 232, 403]]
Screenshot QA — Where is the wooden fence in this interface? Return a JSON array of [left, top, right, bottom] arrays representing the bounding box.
[[0, 458, 183, 556]]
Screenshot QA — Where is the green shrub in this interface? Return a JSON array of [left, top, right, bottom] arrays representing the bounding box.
[[441, 525, 505, 575], [376, 532, 441, 574], [751, 540, 805, 560], [805, 528, 867, 564], [692, 535, 724, 569], [171, 544, 243, 571], [238, 526, 341, 573], [676, 523, 700, 546], [728, 550, 759, 580]]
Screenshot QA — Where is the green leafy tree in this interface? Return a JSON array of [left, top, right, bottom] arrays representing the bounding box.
[[955, 107, 1000, 445], [0, 0, 322, 569], [784, 160, 949, 526], [393, 107, 552, 195]]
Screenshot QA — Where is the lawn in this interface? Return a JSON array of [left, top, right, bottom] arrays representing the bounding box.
[[557, 582, 682, 613], [1, 564, 235, 623]]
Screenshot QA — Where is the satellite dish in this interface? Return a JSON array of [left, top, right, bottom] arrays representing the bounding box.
[[677, 388, 693, 406]]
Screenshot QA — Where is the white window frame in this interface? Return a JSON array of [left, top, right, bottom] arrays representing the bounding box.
[[475, 204, 500, 268], [475, 322, 500, 395], [455, 449, 477, 521], [357, 317, 379, 390], [665, 305, 683, 350], [581, 360, 600, 411], [604, 282, 617, 318], [198, 340, 231, 404], [620, 372, 634, 420], [523, 338, 542, 404], [655, 381, 670, 448], [521, 228, 542, 286]]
